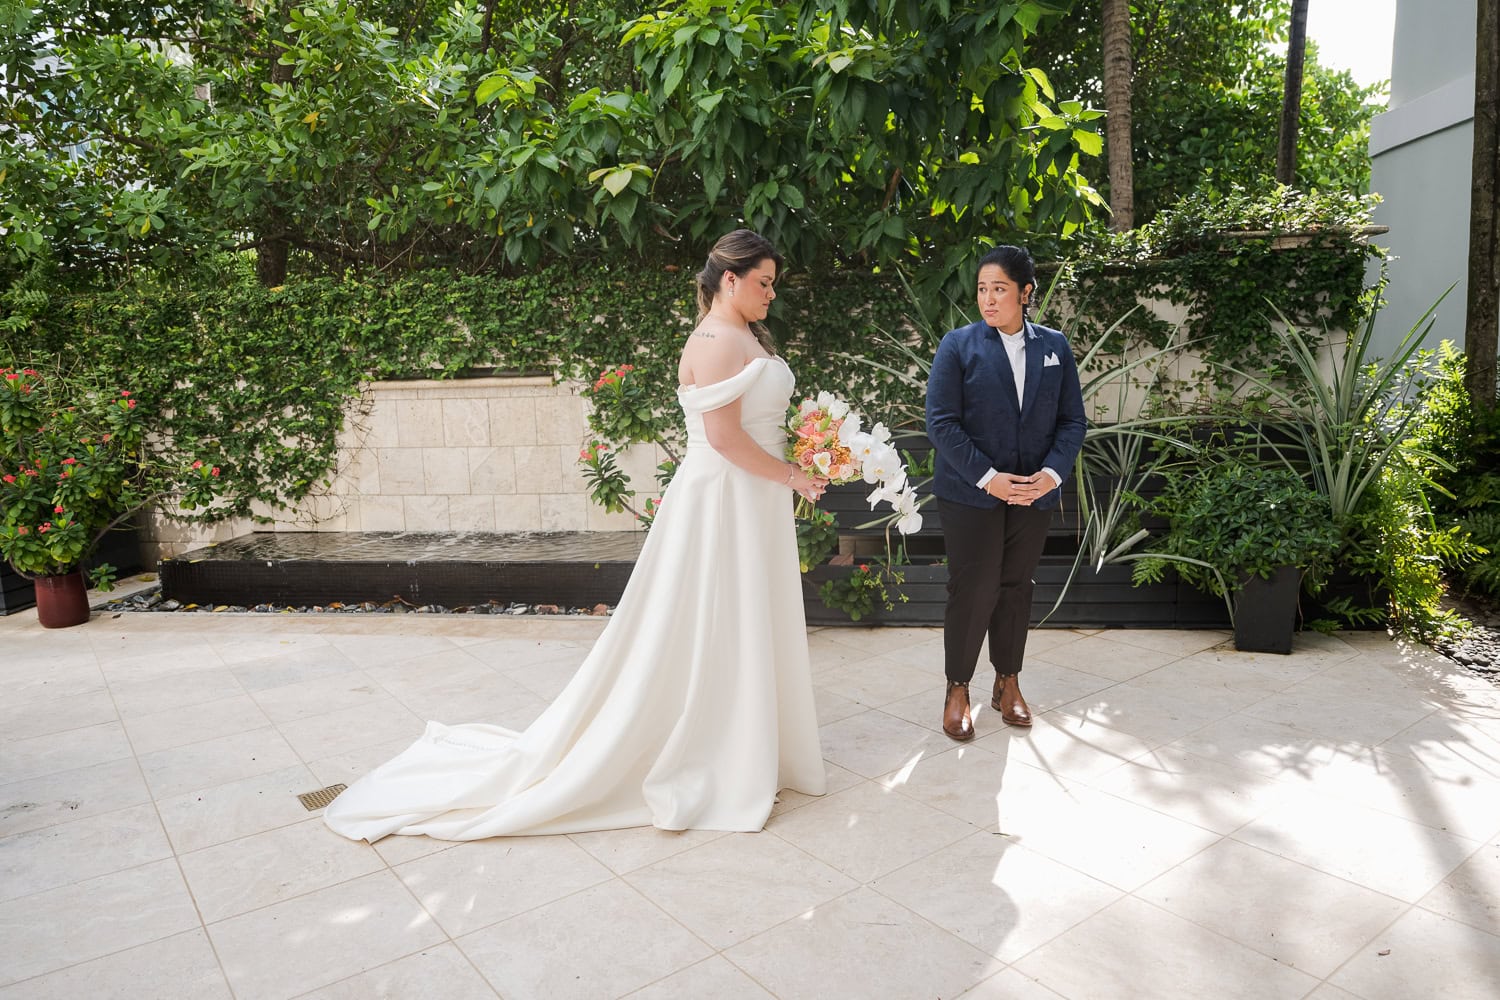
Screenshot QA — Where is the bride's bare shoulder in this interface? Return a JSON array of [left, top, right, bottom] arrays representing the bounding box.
[[680, 318, 748, 385]]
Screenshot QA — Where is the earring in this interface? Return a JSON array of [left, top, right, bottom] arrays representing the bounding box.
[[729, 284, 736, 298]]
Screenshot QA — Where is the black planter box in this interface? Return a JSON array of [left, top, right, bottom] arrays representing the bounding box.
[[1302, 570, 1389, 627], [0, 561, 33, 616], [1234, 566, 1302, 654], [802, 558, 1233, 629], [801, 563, 949, 626]]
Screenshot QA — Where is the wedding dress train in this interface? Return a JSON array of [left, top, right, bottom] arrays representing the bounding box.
[[324, 356, 826, 841]]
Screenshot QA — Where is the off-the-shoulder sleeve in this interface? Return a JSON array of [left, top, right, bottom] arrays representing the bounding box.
[[676, 357, 771, 414]]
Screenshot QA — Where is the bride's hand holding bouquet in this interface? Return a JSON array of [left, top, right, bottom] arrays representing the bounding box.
[[787, 391, 923, 535]]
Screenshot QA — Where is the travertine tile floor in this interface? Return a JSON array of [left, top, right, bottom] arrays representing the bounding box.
[[3, 601, 1500, 999]]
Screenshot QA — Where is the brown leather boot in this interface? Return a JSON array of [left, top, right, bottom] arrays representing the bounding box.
[[992, 672, 1033, 727], [943, 681, 974, 741]]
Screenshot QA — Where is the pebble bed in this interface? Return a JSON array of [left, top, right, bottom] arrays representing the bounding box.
[[98, 585, 613, 618], [1432, 592, 1500, 678]]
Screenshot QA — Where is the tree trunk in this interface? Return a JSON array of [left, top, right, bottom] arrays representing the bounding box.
[[1275, 0, 1309, 185], [257, 2, 295, 288], [1101, 0, 1133, 231], [480, 0, 499, 52], [1468, 0, 1500, 411]]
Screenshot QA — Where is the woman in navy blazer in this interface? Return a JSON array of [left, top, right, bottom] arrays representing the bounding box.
[[924, 246, 1087, 740]]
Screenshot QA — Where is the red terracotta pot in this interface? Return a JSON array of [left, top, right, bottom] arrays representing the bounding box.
[[34, 570, 91, 628]]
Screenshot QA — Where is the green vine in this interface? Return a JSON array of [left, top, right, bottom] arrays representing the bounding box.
[[1043, 187, 1384, 394], [817, 562, 906, 622]]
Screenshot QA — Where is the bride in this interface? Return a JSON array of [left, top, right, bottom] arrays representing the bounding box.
[[324, 230, 830, 841]]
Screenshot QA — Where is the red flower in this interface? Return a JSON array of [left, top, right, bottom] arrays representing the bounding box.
[[21, 368, 36, 376], [102, 433, 112, 442], [211, 467, 220, 477], [127, 399, 136, 409], [38, 523, 51, 533], [120, 390, 131, 397], [60, 457, 77, 465], [859, 564, 870, 572], [23, 469, 37, 477], [192, 460, 203, 469], [2, 373, 16, 381], [53, 505, 64, 514], [1, 475, 12, 484], [16, 526, 27, 535]]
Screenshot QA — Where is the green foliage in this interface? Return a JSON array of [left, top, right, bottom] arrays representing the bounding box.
[[816, 561, 902, 622], [1404, 343, 1500, 598], [623, 0, 1103, 272], [1047, 187, 1383, 381], [577, 441, 634, 515], [1116, 297, 1481, 637], [1029, 0, 1383, 223], [0, 363, 225, 582], [1337, 460, 1472, 640], [1131, 459, 1339, 604], [581, 363, 669, 448], [576, 362, 681, 524], [796, 508, 839, 573], [3, 0, 1102, 286]]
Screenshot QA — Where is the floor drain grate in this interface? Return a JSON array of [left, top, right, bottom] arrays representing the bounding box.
[[297, 784, 347, 811]]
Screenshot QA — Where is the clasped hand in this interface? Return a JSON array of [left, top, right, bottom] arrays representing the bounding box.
[[795, 471, 829, 502], [986, 472, 1047, 506]]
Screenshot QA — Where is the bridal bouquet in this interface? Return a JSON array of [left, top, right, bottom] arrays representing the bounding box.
[[787, 391, 923, 534]]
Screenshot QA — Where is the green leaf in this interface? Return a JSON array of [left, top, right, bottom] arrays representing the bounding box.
[[662, 63, 685, 99], [474, 74, 509, 106], [601, 168, 634, 197], [1072, 129, 1102, 156]]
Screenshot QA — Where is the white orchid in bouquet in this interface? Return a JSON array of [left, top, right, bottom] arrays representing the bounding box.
[[788, 391, 923, 534]]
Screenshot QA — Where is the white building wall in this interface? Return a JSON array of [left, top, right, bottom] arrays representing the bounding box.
[[1368, 0, 1480, 358]]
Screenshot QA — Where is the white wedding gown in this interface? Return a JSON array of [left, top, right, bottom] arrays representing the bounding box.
[[324, 356, 826, 841]]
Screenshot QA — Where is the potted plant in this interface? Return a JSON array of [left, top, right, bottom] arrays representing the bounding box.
[[1130, 459, 1340, 653], [0, 364, 224, 627]]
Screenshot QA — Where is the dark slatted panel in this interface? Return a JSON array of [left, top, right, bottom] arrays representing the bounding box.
[[0, 564, 35, 616]]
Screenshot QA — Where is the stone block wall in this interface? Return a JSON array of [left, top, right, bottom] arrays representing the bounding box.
[[141, 375, 665, 564]]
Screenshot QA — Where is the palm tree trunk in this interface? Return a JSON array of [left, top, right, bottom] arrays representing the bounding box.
[[1275, 0, 1309, 185], [1102, 0, 1133, 231], [1468, 0, 1499, 410]]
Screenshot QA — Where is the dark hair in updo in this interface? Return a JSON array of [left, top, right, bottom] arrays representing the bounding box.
[[977, 245, 1039, 320], [695, 228, 785, 355]]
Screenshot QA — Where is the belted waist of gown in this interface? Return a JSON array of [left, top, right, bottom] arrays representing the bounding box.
[[684, 423, 787, 454]]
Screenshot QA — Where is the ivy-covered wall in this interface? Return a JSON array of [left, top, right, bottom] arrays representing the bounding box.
[[1, 187, 1383, 537]]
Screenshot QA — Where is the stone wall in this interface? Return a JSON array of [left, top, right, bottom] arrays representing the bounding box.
[[141, 375, 664, 564]]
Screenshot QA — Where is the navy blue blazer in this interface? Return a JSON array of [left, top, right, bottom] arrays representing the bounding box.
[[924, 319, 1087, 511]]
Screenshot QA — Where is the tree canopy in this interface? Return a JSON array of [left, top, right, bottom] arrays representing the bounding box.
[[1, 0, 1103, 281]]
